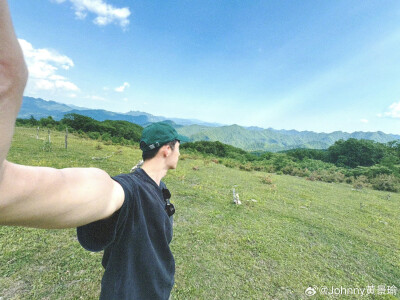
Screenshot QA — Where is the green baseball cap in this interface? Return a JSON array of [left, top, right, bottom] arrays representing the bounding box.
[[140, 122, 190, 152]]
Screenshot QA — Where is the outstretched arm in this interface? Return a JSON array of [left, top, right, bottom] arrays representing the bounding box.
[[0, 0, 28, 169], [0, 0, 125, 229]]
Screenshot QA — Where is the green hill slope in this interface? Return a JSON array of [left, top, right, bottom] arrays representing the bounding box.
[[177, 125, 400, 152], [1, 127, 399, 299]]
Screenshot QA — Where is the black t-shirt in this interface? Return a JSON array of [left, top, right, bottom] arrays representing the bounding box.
[[77, 168, 175, 300]]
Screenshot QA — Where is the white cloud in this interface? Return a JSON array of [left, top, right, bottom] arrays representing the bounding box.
[[360, 119, 369, 123], [35, 79, 55, 91], [52, 0, 131, 28], [18, 39, 79, 92], [56, 81, 79, 90], [115, 82, 130, 92], [383, 101, 400, 118]]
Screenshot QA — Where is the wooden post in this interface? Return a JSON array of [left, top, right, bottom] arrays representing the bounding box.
[[232, 188, 241, 205], [65, 127, 68, 149], [36, 127, 39, 139]]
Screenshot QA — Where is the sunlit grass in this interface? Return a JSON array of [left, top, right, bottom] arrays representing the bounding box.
[[1, 127, 399, 299]]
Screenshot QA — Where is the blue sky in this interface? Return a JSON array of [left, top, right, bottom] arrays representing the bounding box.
[[9, 0, 400, 134]]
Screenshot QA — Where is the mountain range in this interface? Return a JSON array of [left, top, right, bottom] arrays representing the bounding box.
[[18, 96, 223, 127], [19, 96, 400, 152]]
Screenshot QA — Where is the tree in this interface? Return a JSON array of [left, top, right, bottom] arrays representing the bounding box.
[[327, 138, 386, 168], [39, 116, 57, 128], [28, 115, 38, 126]]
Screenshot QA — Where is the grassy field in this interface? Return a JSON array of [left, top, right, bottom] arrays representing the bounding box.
[[1, 127, 399, 299]]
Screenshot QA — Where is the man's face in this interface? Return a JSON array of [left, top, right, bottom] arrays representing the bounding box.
[[167, 141, 180, 169]]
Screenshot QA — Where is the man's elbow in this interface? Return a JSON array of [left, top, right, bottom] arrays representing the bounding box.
[[15, 60, 28, 91], [0, 57, 28, 98]]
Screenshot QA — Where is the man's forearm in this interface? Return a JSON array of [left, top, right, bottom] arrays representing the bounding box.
[[0, 0, 29, 174]]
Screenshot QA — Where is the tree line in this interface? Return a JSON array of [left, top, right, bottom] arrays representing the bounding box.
[[16, 115, 400, 192], [284, 138, 400, 168], [16, 114, 143, 145], [182, 139, 400, 192], [182, 139, 400, 168]]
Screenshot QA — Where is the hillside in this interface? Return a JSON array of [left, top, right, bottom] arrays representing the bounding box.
[[177, 124, 400, 152], [1, 127, 399, 299]]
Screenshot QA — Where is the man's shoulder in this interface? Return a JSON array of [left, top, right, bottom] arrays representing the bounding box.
[[112, 172, 132, 180], [112, 172, 139, 189]]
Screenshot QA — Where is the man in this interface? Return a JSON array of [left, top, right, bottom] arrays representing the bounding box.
[[0, 1, 188, 298], [78, 123, 188, 299]]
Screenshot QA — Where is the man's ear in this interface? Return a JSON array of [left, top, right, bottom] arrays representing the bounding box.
[[161, 145, 171, 157]]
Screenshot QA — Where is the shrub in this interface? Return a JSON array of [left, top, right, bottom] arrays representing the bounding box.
[[280, 165, 291, 175], [291, 167, 310, 177], [272, 154, 294, 171], [306, 172, 316, 181], [285, 148, 328, 161], [239, 163, 253, 171], [42, 141, 52, 152], [101, 132, 112, 141], [371, 174, 400, 192], [352, 175, 370, 190], [367, 165, 393, 178], [88, 132, 101, 140], [261, 175, 273, 185]]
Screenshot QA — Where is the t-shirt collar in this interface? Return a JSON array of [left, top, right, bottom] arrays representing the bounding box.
[[135, 168, 162, 189]]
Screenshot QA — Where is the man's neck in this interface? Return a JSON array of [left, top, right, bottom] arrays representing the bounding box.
[[141, 159, 168, 186]]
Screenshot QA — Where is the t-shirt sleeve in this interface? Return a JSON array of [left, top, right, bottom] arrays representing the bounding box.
[[76, 174, 132, 252]]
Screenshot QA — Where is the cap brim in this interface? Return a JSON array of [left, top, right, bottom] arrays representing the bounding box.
[[177, 134, 190, 142]]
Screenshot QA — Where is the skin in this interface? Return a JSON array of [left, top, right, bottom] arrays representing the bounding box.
[[0, 0, 179, 229], [142, 142, 181, 186]]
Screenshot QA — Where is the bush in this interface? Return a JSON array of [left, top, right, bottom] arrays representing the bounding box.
[[285, 148, 328, 161], [348, 165, 394, 179], [88, 132, 101, 140], [371, 174, 400, 192], [239, 163, 253, 171], [291, 167, 311, 177], [282, 165, 297, 175], [352, 175, 370, 190], [101, 132, 112, 141], [261, 175, 273, 185], [272, 154, 294, 171], [42, 141, 52, 152]]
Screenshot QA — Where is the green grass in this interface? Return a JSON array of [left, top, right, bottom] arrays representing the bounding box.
[[1, 127, 399, 299]]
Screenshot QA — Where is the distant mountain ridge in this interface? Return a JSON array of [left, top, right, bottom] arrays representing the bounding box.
[[18, 96, 223, 127], [176, 124, 400, 152], [19, 96, 400, 152]]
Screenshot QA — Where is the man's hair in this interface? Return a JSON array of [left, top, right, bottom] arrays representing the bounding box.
[[142, 139, 178, 161]]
